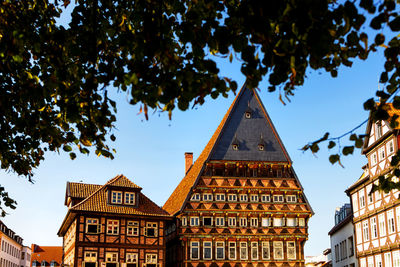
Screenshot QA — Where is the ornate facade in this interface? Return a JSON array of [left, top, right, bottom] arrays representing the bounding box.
[[58, 175, 171, 267], [163, 86, 313, 266], [346, 104, 400, 267]]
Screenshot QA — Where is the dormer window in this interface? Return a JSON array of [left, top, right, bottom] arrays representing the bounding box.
[[111, 191, 122, 204], [376, 121, 382, 139], [245, 102, 252, 119], [258, 134, 265, 151], [232, 135, 239, 151], [125, 192, 135, 205]]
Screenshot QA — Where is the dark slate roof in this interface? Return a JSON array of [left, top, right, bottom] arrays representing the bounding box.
[[209, 86, 291, 162]]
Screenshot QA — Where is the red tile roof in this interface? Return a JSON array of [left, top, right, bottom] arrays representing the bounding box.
[[70, 175, 168, 216], [31, 245, 63, 266]]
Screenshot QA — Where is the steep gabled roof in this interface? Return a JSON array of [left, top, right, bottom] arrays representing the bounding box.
[[163, 85, 299, 216]]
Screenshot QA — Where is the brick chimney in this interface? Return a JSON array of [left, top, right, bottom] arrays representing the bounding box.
[[185, 152, 193, 174]]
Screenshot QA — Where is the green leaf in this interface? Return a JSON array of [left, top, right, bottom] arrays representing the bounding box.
[[328, 141, 336, 149], [63, 145, 72, 152], [329, 154, 340, 164], [342, 146, 354, 155]]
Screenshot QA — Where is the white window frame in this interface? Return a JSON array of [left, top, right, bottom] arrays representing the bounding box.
[[215, 193, 225, 201], [273, 241, 284, 260], [388, 209, 396, 234], [239, 194, 248, 202], [298, 218, 305, 227], [376, 254, 383, 267], [393, 251, 400, 267], [215, 217, 225, 226], [190, 217, 199, 226], [385, 252, 392, 267], [215, 241, 225, 260], [124, 192, 135, 205], [84, 251, 97, 262], [262, 218, 270, 227], [190, 241, 200, 260], [227, 194, 237, 202], [286, 218, 296, 227], [352, 193, 359, 211], [86, 218, 101, 234], [111, 191, 122, 204], [181, 217, 187, 227], [228, 217, 236, 227], [145, 254, 157, 265], [145, 222, 158, 237], [379, 213, 386, 237], [396, 206, 400, 232], [273, 195, 284, 203], [287, 241, 296, 260], [105, 252, 118, 262], [203, 217, 213, 227], [126, 253, 138, 265], [261, 194, 270, 202], [106, 220, 119, 235], [273, 217, 284, 227], [240, 242, 248, 260], [127, 221, 139, 236], [359, 189, 365, 208], [286, 195, 297, 203], [262, 241, 270, 260], [387, 140, 395, 155], [190, 193, 200, 201], [250, 194, 259, 202], [371, 217, 378, 239], [203, 193, 213, 201], [250, 217, 258, 227], [251, 242, 258, 260], [371, 153, 377, 166], [239, 217, 247, 227], [228, 242, 236, 260], [363, 220, 369, 241], [378, 146, 386, 161], [203, 241, 212, 260]]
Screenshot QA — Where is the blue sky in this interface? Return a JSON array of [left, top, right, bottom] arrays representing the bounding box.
[[0, 49, 383, 256], [0, 7, 388, 255]]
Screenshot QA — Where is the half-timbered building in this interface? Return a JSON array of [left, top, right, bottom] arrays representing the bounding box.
[[163, 86, 313, 266], [58, 175, 171, 267], [346, 104, 400, 267]]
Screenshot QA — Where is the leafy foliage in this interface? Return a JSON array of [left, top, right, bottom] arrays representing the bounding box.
[[0, 0, 399, 213]]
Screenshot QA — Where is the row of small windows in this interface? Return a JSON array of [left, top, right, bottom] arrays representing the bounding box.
[[356, 207, 400, 243], [333, 236, 354, 263], [204, 167, 292, 178], [189, 241, 296, 261], [190, 193, 297, 203], [0, 240, 20, 258], [353, 179, 399, 211], [369, 140, 394, 166], [181, 216, 305, 227], [32, 261, 58, 267], [82, 252, 157, 267], [359, 250, 400, 267], [0, 258, 22, 267], [110, 191, 136, 205], [85, 218, 158, 237]]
